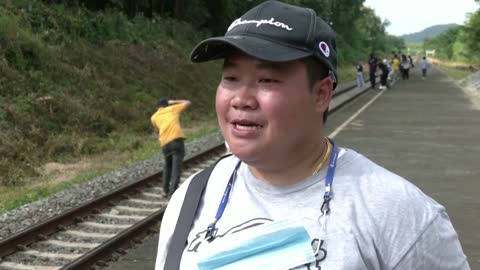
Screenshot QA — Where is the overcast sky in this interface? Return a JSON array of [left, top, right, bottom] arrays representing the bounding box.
[[363, 0, 479, 36]]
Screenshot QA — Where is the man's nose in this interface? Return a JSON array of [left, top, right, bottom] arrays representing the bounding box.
[[231, 84, 259, 110]]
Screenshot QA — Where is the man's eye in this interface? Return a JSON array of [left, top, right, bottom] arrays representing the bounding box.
[[259, 78, 279, 83], [223, 76, 237, 82]]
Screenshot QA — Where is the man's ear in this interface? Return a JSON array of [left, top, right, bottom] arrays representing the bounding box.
[[312, 77, 333, 113]]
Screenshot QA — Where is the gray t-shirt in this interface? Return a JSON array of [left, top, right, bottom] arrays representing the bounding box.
[[155, 148, 469, 269]]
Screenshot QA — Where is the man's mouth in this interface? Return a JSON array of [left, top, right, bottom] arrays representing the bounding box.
[[231, 119, 263, 130]]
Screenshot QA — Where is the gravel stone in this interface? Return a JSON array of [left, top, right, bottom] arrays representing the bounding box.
[[458, 71, 480, 109], [0, 132, 225, 240]]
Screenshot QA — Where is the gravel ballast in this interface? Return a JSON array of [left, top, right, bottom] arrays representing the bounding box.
[[0, 132, 225, 240], [458, 71, 480, 109]]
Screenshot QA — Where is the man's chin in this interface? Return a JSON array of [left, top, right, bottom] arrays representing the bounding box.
[[229, 146, 258, 163]]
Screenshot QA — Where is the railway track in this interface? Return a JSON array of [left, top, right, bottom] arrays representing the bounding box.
[[0, 80, 369, 270]]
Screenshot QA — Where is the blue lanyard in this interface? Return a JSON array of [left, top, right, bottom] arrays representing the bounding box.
[[205, 160, 241, 242], [204, 139, 339, 242], [321, 139, 338, 215]]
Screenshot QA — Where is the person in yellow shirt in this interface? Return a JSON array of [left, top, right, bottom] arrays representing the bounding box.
[[151, 98, 191, 198], [392, 54, 400, 81]]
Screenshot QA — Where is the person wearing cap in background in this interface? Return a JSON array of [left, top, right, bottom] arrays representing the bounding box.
[[356, 61, 365, 89], [368, 53, 378, 89], [378, 59, 390, 90], [151, 98, 191, 198], [155, 1, 469, 269]]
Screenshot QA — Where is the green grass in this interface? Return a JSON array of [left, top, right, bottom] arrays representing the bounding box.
[[435, 64, 475, 80], [338, 65, 357, 82], [430, 58, 477, 80], [0, 119, 219, 213]]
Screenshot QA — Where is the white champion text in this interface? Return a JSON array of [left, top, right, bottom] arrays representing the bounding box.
[[228, 18, 293, 32]]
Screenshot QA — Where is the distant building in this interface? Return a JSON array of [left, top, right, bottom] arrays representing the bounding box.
[[425, 49, 435, 57]]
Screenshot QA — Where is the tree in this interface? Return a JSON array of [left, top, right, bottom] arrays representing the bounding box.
[[461, 10, 480, 63], [37, 0, 396, 66], [423, 27, 461, 60]]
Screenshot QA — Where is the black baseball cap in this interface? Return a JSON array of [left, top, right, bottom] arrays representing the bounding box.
[[190, 0, 338, 89], [157, 98, 169, 107]]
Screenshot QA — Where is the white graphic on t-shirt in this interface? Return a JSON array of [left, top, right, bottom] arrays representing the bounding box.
[[187, 218, 271, 252], [228, 18, 293, 32]]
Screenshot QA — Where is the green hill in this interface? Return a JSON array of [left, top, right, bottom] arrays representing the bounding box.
[[401, 23, 459, 43], [0, 1, 221, 185]]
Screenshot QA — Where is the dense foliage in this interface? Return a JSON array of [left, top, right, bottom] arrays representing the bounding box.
[[40, 0, 406, 62], [423, 5, 480, 64], [0, 0, 403, 185]]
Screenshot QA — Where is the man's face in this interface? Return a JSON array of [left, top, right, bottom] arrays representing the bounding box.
[[216, 52, 327, 167]]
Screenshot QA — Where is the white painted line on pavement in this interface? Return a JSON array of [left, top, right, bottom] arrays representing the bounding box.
[[329, 90, 386, 139]]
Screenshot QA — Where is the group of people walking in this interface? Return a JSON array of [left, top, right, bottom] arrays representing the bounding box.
[[357, 52, 430, 90]]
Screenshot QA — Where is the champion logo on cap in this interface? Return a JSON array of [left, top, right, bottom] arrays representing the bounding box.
[[227, 18, 293, 32], [319, 41, 330, 57]]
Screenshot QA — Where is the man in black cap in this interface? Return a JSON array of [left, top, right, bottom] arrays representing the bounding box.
[[151, 97, 191, 198], [155, 1, 468, 269]]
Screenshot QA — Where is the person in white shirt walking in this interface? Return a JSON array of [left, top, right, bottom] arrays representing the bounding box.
[[420, 56, 430, 79]]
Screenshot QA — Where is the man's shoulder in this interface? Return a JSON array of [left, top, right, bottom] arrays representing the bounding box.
[[337, 149, 448, 264], [337, 148, 443, 213], [151, 109, 161, 118], [151, 107, 172, 119], [151, 110, 167, 126], [173, 155, 238, 195]]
